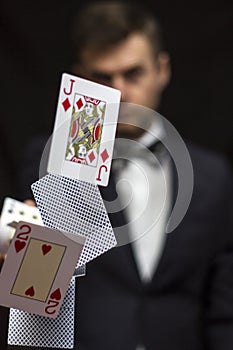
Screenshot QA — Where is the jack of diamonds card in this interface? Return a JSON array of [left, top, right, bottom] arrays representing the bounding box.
[[0, 221, 85, 318], [47, 73, 121, 186]]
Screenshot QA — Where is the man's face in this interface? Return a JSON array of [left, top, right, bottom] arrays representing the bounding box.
[[74, 32, 170, 138]]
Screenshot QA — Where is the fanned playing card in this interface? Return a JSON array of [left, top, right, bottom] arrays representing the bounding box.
[[8, 277, 76, 348], [0, 221, 85, 318], [6, 74, 119, 348], [47, 73, 121, 186], [31, 174, 117, 268]]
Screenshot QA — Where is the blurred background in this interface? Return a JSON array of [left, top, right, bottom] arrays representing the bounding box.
[[0, 0, 232, 346], [0, 0, 232, 207]]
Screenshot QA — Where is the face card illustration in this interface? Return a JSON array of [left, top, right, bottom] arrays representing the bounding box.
[[65, 94, 106, 168], [47, 73, 121, 186], [0, 222, 85, 318], [0, 197, 43, 255]]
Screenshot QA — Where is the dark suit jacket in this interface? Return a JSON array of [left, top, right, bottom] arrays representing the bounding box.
[[2, 139, 233, 350], [74, 144, 233, 350]]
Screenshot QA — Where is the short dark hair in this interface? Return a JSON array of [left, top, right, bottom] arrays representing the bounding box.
[[71, 1, 163, 64]]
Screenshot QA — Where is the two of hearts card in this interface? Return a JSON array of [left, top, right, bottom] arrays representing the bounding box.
[[0, 221, 85, 318]]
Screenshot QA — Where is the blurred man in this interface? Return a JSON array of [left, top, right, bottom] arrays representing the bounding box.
[[18, 2, 233, 350], [69, 3, 233, 350]]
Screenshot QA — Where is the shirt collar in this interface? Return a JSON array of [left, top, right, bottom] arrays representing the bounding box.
[[137, 112, 165, 148]]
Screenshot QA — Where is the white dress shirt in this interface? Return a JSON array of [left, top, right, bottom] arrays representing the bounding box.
[[116, 148, 171, 282], [114, 120, 172, 350]]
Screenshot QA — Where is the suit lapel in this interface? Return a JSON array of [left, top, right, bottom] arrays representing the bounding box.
[[100, 173, 142, 285]]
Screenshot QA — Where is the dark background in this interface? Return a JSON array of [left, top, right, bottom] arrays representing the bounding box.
[[0, 0, 232, 206], [0, 0, 232, 346]]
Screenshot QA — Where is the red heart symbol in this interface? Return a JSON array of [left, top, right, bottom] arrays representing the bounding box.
[[42, 244, 52, 255], [15, 240, 26, 253], [50, 288, 61, 301], [25, 286, 35, 297]]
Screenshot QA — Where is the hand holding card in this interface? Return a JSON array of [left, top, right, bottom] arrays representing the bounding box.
[[0, 197, 43, 256]]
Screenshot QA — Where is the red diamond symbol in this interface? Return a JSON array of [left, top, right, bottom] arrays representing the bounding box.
[[88, 151, 96, 163], [62, 98, 71, 112], [76, 98, 84, 110], [101, 149, 109, 162]]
